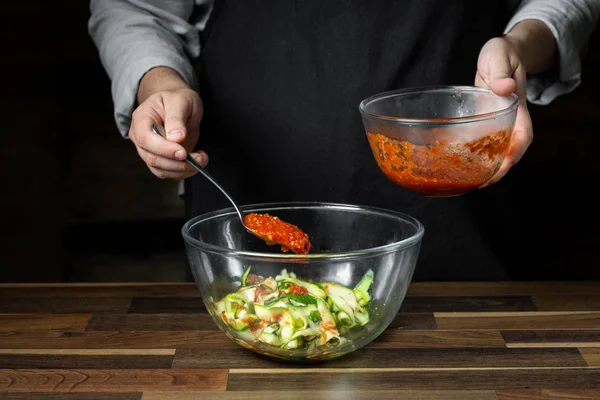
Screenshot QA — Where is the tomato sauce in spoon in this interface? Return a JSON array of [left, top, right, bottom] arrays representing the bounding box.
[[243, 213, 311, 254]]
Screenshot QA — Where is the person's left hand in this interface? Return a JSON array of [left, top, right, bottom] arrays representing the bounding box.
[[475, 36, 533, 187]]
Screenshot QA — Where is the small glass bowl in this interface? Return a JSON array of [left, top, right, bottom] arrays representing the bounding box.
[[359, 86, 519, 197]]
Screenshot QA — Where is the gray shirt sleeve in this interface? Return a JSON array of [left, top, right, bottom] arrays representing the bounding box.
[[505, 0, 600, 105], [88, 0, 213, 137]]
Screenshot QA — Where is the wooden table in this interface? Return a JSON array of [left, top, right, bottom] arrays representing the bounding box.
[[1, 281, 599, 399]]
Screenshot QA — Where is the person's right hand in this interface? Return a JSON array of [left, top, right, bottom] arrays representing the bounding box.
[[129, 78, 208, 180]]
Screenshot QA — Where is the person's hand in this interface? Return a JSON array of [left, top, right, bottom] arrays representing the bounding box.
[[129, 67, 208, 180], [475, 36, 532, 187], [475, 20, 558, 187]]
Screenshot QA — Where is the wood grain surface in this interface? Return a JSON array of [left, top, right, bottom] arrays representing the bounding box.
[[1, 282, 599, 398]]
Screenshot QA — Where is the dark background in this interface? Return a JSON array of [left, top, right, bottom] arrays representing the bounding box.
[[1, 2, 598, 282]]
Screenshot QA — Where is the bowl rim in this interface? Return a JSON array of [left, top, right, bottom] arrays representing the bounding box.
[[359, 85, 520, 125], [181, 201, 425, 260]]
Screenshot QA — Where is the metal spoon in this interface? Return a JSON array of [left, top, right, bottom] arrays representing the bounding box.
[[151, 124, 312, 254], [151, 124, 249, 231]]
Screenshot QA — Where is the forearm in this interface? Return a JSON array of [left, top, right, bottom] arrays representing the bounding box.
[[504, 19, 558, 75], [137, 67, 191, 105], [88, 0, 201, 137], [504, 0, 600, 104]]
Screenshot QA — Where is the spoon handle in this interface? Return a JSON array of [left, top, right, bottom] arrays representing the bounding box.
[[151, 124, 246, 224]]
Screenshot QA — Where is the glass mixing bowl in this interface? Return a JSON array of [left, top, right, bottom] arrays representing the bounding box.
[[182, 202, 424, 362], [359, 86, 519, 197]]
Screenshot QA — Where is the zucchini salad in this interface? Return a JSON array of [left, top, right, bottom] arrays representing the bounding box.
[[215, 267, 374, 351]]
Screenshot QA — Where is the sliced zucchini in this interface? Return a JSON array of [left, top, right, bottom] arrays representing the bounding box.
[[275, 269, 297, 281], [281, 337, 302, 349], [308, 310, 321, 324], [260, 290, 279, 304], [287, 326, 319, 343], [354, 307, 369, 326], [288, 298, 305, 307], [326, 336, 346, 347], [237, 307, 248, 319], [279, 326, 319, 350], [287, 293, 317, 305], [228, 318, 250, 331], [267, 299, 287, 308], [263, 295, 281, 307], [321, 282, 358, 311], [241, 266, 252, 287], [336, 311, 354, 327], [355, 269, 374, 293], [325, 294, 355, 326], [215, 299, 225, 314], [287, 305, 308, 330], [224, 294, 246, 319], [316, 297, 336, 328], [263, 322, 280, 334], [279, 312, 295, 342], [354, 289, 371, 307], [224, 293, 245, 304], [280, 278, 326, 299], [327, 297, 339, 312], [235, 329, 256, 342], [287, 303, 318, 331], [258, 331, 281, 346], [237, 286, 257, 304], [261, 277, 278, 292], [254, 304, 286, 323], [315, 329, 342, 347], [233, 313, 260, 331], [353, 269, 374, 305]]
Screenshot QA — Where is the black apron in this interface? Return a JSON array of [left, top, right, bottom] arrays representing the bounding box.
[[186, 0, 514, 281]]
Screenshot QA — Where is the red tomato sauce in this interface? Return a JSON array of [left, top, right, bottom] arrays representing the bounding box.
[[243, 213, 311, 254], [254, 286, 264, 303], [288, 283, 309, 296], [242, 316, 263, 331], [367, 130, 511, 196]]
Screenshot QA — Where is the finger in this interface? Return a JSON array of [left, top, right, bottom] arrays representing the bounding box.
[[163, 93, 192, 144], [475, 70, 514, 94], [190, 151, 209, 167], [137, 147, 207, 172], [487, 53, 516, 96], [513, 64, 528, 104], [474, 71, 486, 88], [148, 166, 195, 181], [476, 41, 517, 96], [486, 65, 531, 185], [507, 104, 534, 165], [480, 104, 533, 187], [490, 77, 516, 97], [131, 118, 188, 161], [477, 70, 516, 97], [145, 152, 209, 180]]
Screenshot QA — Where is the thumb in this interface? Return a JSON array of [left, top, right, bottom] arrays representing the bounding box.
[[163, 93, 192, 144], [477, 39, 517, 97]]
